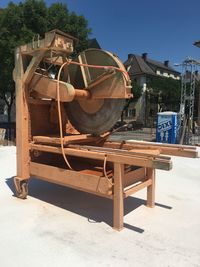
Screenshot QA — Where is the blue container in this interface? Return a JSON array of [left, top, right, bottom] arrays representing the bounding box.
[[156, 112, 180, 144]]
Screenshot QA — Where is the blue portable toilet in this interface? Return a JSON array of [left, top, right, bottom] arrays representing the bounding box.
[[156, 112, 180, 144]]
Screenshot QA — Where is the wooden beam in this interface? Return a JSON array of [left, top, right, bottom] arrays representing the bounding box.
[[30, 143, 172, 170], [23, 51, 46, 84], [78, 52, 92, 87], [33, 135, 102, 146], [146, 168, 155, 208], [129, 149, 161, 156], [75, 145, 169, 160], [15, 48, 30, 180], [126, 140, 196, 150], [104, 141, 198, 158], [113, 163, 124, 231], [124, 179, 152, 198]]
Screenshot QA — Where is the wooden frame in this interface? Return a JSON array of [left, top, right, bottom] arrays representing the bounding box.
[[14, 30, 198, 231]]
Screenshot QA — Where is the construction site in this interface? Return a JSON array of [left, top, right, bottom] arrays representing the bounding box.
[[0, 1, 200, 267]]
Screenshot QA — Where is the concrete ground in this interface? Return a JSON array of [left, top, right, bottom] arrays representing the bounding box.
[[0, 146, 200, 267]]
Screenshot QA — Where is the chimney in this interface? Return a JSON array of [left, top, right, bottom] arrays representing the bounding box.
[[128, 54, 134, 59], [164, 60, 169, 67], [142, 53, 148, 61]]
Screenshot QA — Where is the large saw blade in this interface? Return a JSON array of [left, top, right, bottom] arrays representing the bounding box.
[[65, 49, 127, 135], [66, 98, 125, 135]]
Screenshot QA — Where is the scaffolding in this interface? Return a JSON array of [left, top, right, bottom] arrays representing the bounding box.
[[180, 58, 200, 144]]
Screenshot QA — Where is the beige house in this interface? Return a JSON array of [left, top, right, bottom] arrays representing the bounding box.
[[123, 53, 180, 124]]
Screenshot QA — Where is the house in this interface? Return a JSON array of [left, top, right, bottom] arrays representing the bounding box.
[[88, 38, 101, 49], [123, 53, 180, 124]]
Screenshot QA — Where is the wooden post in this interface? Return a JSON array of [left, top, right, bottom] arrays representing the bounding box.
[[15, 48, 30, 180], [146, 167, 155, 208], [113, 162, 124, 231]]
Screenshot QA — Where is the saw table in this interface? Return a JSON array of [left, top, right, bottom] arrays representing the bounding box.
[[13, 30, 198, 230]]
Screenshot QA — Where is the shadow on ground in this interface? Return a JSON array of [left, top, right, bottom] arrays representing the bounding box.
[[6, 177, 172, 233]]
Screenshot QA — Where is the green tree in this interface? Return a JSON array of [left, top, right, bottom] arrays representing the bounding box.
[[120, 79, 142, 122], [0, 0, 91, 123], [147, 76, 181, 111]]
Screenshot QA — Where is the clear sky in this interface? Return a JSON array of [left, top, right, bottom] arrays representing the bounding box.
[[1, 0, 200, 69]]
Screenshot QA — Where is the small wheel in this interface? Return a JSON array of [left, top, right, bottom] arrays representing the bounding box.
[[14, 177, 29, 199]]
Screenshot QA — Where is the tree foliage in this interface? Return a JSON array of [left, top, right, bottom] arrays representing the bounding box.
[[147, 76, 181, 110], [0, 0, 91, 122], [131, 79, 142, 99]]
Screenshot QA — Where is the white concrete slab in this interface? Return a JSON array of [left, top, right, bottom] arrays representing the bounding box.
[[0, 146, 200, 267]]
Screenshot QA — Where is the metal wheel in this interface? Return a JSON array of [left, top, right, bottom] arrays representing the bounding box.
[[14, 177, 29, 199]]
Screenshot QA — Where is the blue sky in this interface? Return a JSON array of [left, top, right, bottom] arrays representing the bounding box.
[[1, 0, 200, 69]]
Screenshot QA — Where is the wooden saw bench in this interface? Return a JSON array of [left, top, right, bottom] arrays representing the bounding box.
[[13, 29, 198, 231]]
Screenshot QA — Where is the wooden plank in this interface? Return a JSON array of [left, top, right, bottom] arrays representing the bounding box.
[[78, 52, 92, 87], [124, 167, 146, 188], [104, 141, 198, 158], [15, 48, 30, 180], [23, 51, 46, 84], [129, 149, 160, 156], [33, 134, 103, 146], [124, 179, 152, 198], [146, 168, 155, 208], [30, 162, 112, 197], [113, 163, 124, 231], [30, 143, 172, 170], [33, 135, 88, 145], [72, 145, 170, 160], [126, 140, 196, 150]]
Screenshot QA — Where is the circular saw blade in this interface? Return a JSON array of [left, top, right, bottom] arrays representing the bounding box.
[[66, 49, 127, 135], [65, 98, 125, 135]]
